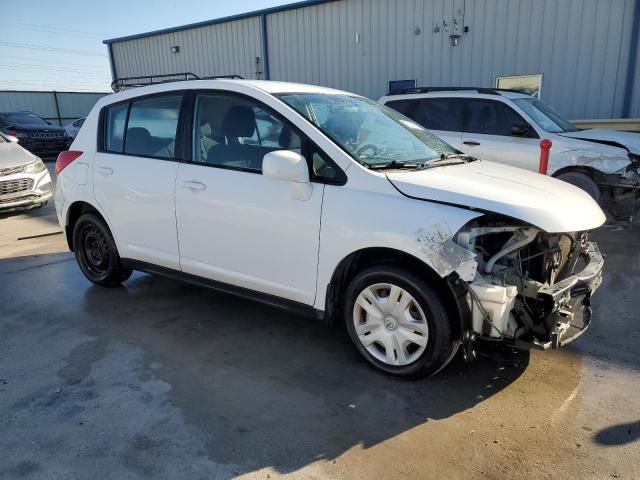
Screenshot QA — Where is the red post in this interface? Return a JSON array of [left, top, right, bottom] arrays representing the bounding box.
[[539, 139, 552, 175]]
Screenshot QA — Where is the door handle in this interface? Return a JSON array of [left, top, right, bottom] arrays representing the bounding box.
[[96, 166, 113, 176], [463, 140, 480, 146], [182, 181, 206, 192]]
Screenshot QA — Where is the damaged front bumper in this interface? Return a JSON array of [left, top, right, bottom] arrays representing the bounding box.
[[515, 242, 604, 350]]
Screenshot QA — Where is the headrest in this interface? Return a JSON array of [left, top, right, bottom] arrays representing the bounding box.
[[221, 105, 256, 138], [200, 120, 212, 138], [278, 125, 301, 149], [127, 127, 151, 142]]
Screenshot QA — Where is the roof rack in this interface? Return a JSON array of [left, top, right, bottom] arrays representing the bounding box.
[[386, 86, 532, 96], [111, 72, 244, 92]]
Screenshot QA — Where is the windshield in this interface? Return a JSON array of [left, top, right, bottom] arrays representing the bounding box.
[[277, 93, 456, 167], [3, 113, 49, 126], [513, 98, 579, 133]]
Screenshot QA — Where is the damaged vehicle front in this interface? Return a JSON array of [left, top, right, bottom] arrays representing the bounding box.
[[280, 92, 606, 378], [511, 96, 640, 214]]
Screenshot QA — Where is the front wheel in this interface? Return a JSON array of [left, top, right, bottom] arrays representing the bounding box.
[[344, 266, 455, 379], [73, 212, 132, 287], [556, 172, 602, 202]]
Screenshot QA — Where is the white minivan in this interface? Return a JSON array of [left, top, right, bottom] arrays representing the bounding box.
[[55, 79, 605, 378], [379, 88, 640, 209]]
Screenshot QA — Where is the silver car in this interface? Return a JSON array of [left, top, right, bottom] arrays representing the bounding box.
[[0, 132, 53, 212]]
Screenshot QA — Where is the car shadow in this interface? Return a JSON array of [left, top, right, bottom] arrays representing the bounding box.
[[593, 421, 640, 446], [79, 272, 529, 475]]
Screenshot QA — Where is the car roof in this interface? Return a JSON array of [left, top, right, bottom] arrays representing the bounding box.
[[380, 88, 533, 101], [100, 79, 348, 105]]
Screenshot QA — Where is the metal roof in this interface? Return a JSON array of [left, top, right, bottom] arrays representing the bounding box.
[[103, 0, 338, 45]]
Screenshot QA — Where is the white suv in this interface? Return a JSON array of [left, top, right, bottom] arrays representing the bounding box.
[[379, 88, 640, 209], [55, 80, 605, 378]]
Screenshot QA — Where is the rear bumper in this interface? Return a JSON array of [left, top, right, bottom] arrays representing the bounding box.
[[516, 242, 604, 350]]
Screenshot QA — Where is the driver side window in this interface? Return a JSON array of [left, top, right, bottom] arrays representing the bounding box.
[[463, 99, 533, 137], [192, 94, 302, 173]]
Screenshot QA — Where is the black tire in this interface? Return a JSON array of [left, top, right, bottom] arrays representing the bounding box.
[[556, 172, 601, 202], [344, 266, 454, 379], [72, 212, 132, 287]]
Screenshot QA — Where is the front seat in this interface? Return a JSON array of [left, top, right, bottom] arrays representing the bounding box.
[[207, 105, 257, 168]]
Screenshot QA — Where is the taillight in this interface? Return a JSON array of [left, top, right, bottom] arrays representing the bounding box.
[[55, 150, 83, 175], [8, 129, 17, 137]]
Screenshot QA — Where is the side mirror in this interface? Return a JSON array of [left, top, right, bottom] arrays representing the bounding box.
[[263, 150, 312, 201], [263, 150, 309, 183], [511, 124, 530, 136]]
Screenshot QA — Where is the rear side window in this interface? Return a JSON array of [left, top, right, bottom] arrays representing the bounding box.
[[124, 96, 182, 159], [462, 99, 528, 136], [386, 98, 461, 132], [105, 104, 128, 153], [385, 99, 419, 118]]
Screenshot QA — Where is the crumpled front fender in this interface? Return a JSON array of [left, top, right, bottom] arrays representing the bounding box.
[[548, 149, 631, 176]]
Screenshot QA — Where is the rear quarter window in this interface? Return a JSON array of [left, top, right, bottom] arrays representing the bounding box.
[[104, 104, 128, 153]]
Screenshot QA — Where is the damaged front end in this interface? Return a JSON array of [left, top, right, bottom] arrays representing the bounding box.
[[452, 216, 604, 354]]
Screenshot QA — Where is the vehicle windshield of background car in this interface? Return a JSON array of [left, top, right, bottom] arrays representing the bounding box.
[[513, 98, 580, 133], [278, 93, 456, 167], [3, 113, 49, 126]]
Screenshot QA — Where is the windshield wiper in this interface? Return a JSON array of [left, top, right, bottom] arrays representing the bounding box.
[[441, 153, 476, 162], [368, 160, 424, 170]]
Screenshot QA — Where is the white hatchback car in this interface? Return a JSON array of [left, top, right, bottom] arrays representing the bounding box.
[[55, 80, 605, 378], [379, 88, 640, 208]]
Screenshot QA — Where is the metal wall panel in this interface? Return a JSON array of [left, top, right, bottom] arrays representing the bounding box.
[[266, 0, 634, 119], [111, 16, 264, 81], [108, 0, 635, 119], [0, 91, 107, 125]]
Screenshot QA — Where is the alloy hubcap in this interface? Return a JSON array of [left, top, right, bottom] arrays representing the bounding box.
[[352, 283, 429, 366]]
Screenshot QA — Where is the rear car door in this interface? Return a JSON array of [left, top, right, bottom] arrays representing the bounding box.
[[93, 94, 184, 270], [175, 92, 325, 305], [459, 98, 540, 170], [384, 97, 463, 149]]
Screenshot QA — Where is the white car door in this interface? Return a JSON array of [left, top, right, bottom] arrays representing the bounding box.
[[459, 98, 541, 171], [175, 92, 324, 305], [93, 94, 183, 270]]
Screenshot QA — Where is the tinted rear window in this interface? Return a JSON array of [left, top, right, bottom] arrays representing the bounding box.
[[385, 98, 461, 131]]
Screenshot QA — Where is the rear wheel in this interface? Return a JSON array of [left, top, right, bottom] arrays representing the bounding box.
[[344, 266, 455, 379], [73, 213, 131, 287]]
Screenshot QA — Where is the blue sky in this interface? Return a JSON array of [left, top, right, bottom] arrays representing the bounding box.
[[0, 0, 298, 92]]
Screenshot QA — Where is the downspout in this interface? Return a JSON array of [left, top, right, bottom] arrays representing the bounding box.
[[260, 14, 270, 80], [107, 43, 118, 90], [52, 90, 62, 126], [622, 0, 640, 118]]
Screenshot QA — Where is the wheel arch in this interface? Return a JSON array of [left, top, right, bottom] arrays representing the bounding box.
[[65, 201, 107, 251], [323, 247, 466, 342], [551, 165, 600, 179]]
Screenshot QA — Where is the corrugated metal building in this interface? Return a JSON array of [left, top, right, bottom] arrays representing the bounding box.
[[0, 91, 108, 126], [104, 0, 640, 120]]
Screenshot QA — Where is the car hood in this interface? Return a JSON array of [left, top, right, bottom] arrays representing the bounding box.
[[0, 141, 37, 168], [557, 128, 640, 155], [386, 160, 606, 233]]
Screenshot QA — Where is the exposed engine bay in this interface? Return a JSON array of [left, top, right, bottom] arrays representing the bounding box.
[[454, 216, 604, 351]]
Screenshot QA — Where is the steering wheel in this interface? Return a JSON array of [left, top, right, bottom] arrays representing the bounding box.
[[356, 144, 380, 158]]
